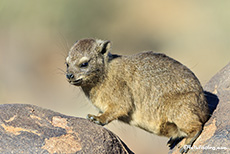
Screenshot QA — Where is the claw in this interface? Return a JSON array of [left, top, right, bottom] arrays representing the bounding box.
[[167, 137, 184, 150], [86, 114, 106, 126]]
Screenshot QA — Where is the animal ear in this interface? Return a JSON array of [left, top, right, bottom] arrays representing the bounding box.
[[97, 40, 111, 54]]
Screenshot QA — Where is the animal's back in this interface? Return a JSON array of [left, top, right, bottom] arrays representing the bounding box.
[[113, 51, 203, 100]]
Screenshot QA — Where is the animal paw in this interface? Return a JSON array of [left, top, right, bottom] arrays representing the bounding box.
[[167, 137, 184, 150], [86, 114, 106, 126]]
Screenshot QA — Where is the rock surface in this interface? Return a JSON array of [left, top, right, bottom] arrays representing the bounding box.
[[171, 62, 230, 154], [0, 104, 133, 154]]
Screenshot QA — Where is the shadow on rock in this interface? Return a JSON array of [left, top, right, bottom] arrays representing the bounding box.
[[204, 91, 219, 116]]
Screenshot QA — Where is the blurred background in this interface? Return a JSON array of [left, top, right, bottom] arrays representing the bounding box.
[[0, 0, 229, 153]]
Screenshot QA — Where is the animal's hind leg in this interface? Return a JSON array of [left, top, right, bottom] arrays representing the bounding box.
[[160, 122, 186, 149], [170, 92, 206, 153], [175, 117, 203, 153], [179, 129, 203, 153]]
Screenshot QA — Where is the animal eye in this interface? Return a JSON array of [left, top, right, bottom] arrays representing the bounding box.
[[80, 62, 88, 68]]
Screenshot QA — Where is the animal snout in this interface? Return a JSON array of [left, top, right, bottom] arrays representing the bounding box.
[[66, 73, 75, 80]]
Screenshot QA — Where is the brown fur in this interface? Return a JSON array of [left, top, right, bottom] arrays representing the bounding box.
[[65, 38, 209, 153]]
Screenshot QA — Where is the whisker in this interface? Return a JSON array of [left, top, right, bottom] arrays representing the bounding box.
[[56, 72, 65, 75], [53, 32, 70, 58], [57, 67, 66, 74], [58, 32, 70, 55]]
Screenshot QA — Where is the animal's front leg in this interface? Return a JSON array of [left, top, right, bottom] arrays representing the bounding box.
[[87, 106, 129, 126]]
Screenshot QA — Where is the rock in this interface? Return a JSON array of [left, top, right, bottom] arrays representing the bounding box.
[[0, 104, 133, 154], [170, 62, 230, 154]]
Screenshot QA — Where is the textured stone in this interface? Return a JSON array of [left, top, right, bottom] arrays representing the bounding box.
[[0, 104, 133, 154]]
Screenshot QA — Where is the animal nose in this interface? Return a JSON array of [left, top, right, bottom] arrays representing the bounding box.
[[66, 73, 75, 80]]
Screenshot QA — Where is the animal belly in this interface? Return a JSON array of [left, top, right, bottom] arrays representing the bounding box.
[[129, 111, 160, 135]]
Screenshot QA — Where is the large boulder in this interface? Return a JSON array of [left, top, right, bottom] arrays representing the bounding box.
[[0, 104, 133, 153]]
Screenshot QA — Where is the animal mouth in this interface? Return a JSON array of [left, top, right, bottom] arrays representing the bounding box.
[[71, 79, 83, 86]]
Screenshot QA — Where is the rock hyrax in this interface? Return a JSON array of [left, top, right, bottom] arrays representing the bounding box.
[[65, 38, 209, 153]]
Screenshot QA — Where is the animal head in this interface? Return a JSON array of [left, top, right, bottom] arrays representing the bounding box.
[[65, 38, 111, 86]]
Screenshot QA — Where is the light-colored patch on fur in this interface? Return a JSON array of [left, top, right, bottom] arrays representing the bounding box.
[[66, 56, 70, 63], [176, 129, 187, 138], [96, 39, 105, 46], [78, 56, 89, 65]]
